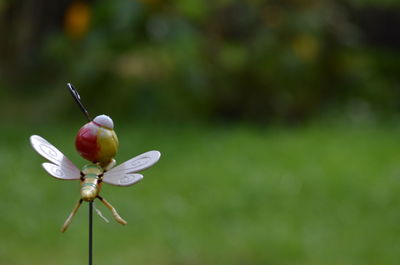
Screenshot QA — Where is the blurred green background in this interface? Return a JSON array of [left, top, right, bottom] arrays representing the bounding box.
[[1, 0, 400, 264]]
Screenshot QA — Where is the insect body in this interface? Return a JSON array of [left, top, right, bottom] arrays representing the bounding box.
[[30, 134, 161, 232], [80, 164, 103, 201]]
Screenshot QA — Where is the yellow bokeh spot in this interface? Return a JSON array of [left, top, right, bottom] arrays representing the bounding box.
[[291, 34, 320, 62], [64, 1, 91, 39]]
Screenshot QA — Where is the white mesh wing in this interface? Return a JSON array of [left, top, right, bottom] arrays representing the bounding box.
[[103, 150, 160, 186], [30, 135, 80, 180], [42, 162, 81, 180], [102, 173, 143, 186]]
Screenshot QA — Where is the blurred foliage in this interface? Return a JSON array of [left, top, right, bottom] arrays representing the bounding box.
[[0, 0, 399, 123]]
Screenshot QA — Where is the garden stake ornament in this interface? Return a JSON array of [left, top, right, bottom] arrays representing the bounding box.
[[30, 83, 161, 233]]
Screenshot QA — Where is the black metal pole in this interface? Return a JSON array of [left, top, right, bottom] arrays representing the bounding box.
[[89, 201, 93, 265]]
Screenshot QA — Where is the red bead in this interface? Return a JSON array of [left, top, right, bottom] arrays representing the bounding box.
[[75, 122, 100, 162]]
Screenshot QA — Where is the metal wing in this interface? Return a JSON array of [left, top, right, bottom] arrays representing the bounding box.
[[30, 135, 80, 180], [102, 173, 143, 187], [102, 150, 160, 186], [42, 162, 81, 180]]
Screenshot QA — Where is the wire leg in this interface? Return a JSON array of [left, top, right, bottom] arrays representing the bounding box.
[[61, 199, 83, 233], [97, 196, 127, 225]]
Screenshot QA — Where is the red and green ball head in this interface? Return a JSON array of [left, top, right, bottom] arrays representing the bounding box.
[[75, 115, 119, 167]]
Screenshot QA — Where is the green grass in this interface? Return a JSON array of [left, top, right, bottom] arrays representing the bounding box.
[[1, 122, 400, 265]]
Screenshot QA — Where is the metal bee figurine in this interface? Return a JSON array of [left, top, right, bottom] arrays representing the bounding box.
[[30, 83, 161, 233]]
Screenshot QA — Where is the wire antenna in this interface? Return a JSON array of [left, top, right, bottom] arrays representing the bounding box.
[[67, 83, 91, 122]]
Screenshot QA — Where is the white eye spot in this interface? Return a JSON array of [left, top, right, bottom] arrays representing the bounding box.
[[94, 115, 114, 129]]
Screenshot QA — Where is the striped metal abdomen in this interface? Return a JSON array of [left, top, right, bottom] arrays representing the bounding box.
[[81, 174, 100, 201]]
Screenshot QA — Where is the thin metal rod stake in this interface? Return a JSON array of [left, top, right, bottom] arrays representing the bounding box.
[[89, 201, 93, 265]]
